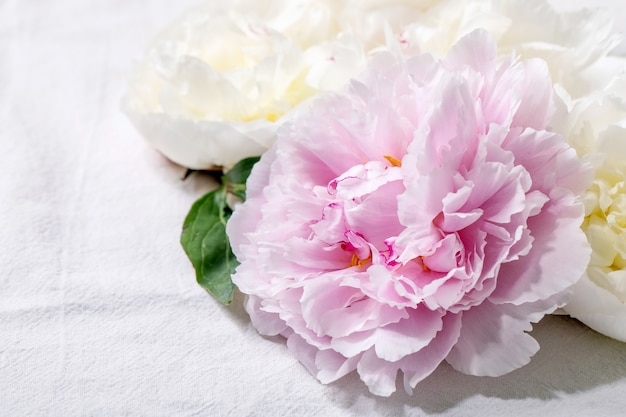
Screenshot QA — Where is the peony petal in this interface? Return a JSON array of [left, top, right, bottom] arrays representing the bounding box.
[[510, 58, 553, 130], [597, 126, 626, 168], [373, 305, 444, 362], [356, 349, 400, 397], [564, 274, 626, 343], [300, 277, 407, 338], [306, 33, 368, 91], [402, 312, 463, 393], [123, 109, 274, 169], [315, 349, 362, 384], [502, 128, 593, 196], [445, 301, 540, 376], [286, 332, 322, 377], [244, 295, 288, 336], [444, 29, 497, 76], [489, 201, 589, 306], [585, 222, 618, 268], [330, 329, 378, 358]]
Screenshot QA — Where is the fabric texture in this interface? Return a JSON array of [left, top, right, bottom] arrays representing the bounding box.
[[1, 0, 625, 415]]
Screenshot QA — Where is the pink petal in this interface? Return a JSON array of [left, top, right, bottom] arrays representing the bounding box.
[[402, 312, 463, 393], [244, 295, 287, 336], [373, 305, 444, 362], [489, 201, 589, 305], [286, 333, 321, 377], [300, 277, 406, 338], [511, 59, 553, 130], [445, 301, 540, 376], [315, 349, 362, 384], [356, 349, 400, 397]]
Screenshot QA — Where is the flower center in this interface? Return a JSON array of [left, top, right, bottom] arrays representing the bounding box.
[[350, 252, 372, 268], [309, 159, 405, 273]]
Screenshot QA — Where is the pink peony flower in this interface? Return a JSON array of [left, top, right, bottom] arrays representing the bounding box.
[[227, 30, 592, 396]]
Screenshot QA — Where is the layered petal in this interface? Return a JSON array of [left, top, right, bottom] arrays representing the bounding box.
[[228, 31, 590, 396], [445, 301, 541, 376]]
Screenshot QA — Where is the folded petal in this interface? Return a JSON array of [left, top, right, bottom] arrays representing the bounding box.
[[445, 301, 540, 376]]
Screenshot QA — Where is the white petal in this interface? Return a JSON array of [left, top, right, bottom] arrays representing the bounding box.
[[564, 274, 626, 342], [123, 109, 275, 169]]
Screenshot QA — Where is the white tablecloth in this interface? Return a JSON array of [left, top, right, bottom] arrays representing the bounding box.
[[2, 0, 626, 415]]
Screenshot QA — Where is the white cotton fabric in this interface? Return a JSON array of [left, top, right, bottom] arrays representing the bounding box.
[[1, 0, 625, 416]]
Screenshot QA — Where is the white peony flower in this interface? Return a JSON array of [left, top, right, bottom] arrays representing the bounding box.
[[561, 74, 626, 342], [123, 0, 346, 169]]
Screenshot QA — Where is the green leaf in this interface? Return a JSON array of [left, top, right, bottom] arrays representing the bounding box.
[[181, 156, 261, 304], [224, 156, 261, 201], [224, 156, 261, 184], [181, 186, 237, 304]]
